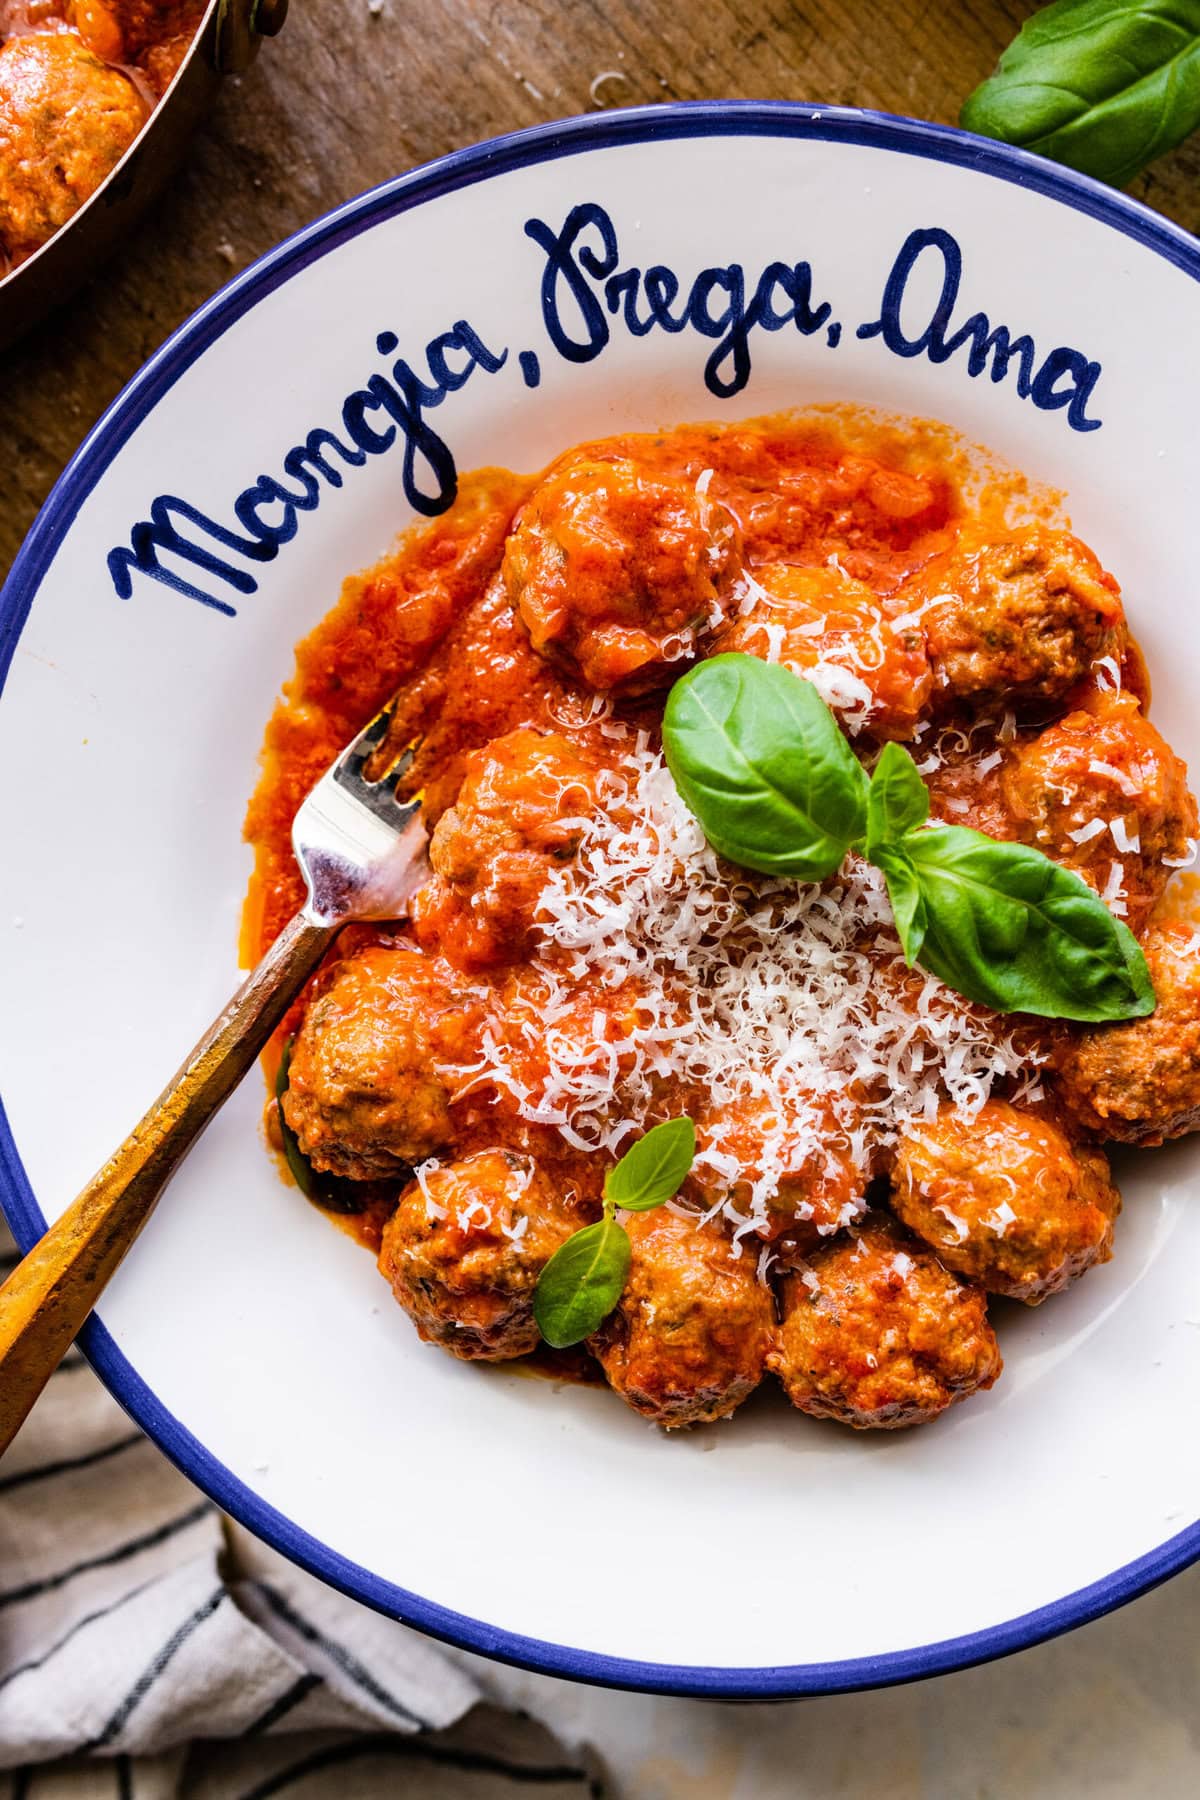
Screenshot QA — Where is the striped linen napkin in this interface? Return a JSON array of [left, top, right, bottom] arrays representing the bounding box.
[[0, 1225, 606, 1799]]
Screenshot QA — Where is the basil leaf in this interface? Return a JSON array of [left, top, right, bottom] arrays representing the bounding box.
[[874, 847, 930, 965], [904, 824, 1155, 1021], [663, 654, 868, 880], [275, 1041, 316, 1199], [275, 1039, 369, 1214], [865, 741, 930, 857], [605, 1116, 696, 1211], [534, 1217, 632, 1348], [961, 0, 1200, 188]]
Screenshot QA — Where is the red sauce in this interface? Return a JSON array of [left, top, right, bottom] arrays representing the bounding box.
[[244, 413, 995, 963], [243, 412, 1015, 1263], [243, 414, 1200, 1425]]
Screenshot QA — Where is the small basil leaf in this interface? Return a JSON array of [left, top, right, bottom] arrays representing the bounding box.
[[534, 1217, 632, 1348], [663, 654, 868, 881], [905, 824, 1155, 1021], [275, 1041, 316, 1199], [275, 1039, 369, 1214], [605, 1116, 696, 1211], [873, 847, 930, 965], [866, 741, 930, 856], [961, 0, 1200, 188]]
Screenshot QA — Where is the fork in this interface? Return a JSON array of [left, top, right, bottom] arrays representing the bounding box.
[[0, 699, 428, 1457]]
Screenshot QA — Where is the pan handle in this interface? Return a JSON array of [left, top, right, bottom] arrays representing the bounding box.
[[214, 0, 289, 75]]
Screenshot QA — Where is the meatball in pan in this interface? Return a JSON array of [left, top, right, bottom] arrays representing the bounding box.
[[0, 32, 147, 263]]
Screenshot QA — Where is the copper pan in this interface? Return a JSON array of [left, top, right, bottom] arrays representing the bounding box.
[[0, 0, 289, 351]]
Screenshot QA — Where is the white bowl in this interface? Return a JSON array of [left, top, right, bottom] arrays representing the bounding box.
[[3, 103, 1200, 1697]]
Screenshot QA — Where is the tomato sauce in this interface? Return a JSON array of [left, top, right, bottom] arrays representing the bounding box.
[[243, 409, 1200, 1428], [242, 411, 1022, 1272], [244, 411, 1003, 966]]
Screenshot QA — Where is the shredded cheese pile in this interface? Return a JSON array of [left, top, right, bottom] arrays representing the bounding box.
[[450, 730, 1039, 1246]]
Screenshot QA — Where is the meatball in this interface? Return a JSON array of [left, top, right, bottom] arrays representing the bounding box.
[[890, 1099, 1120, 1304], [688, 1093, 868, 1252], [134, 15, 203, 98], [378, 1150, 580, 1360], [770, 1216, 1007, 1425], [715, 561, 932, 740], [1053, 920, 1200, 1143], [899, 526, 1125, 712], [1002, 691, 1196, 932], [68, 0, 199, 62], [768, 1213, 1001, 1429], [0, 33, 148, 262], [589, 1209, 772, 1426], [503, 454, 741, 692], [922, 726, 1021, 841], [282, 941, 484, 1180], [413, 729, 599, 969]]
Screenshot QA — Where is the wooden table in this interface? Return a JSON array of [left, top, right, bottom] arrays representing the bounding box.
[[2, 0, 1198, 578]]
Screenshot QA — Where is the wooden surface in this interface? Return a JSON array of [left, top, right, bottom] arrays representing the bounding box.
[[2, 0, 1199, 579]]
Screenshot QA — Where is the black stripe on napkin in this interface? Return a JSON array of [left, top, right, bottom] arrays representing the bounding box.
[[251, 1582, 431, 1731], [0, 1500, 211, 1610], [86, 1584, 226, 1750], [0, 1430, 143, 1495], [242, 1671, 324, 1738], [0, 1572, 163, 1695], [237, 1733, 604, 1798]]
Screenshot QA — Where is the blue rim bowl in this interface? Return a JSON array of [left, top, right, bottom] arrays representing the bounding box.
[[3, 101, 1199, 1699]]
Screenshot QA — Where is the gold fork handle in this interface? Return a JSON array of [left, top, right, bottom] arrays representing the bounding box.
[[0, 909, 336, 1457]]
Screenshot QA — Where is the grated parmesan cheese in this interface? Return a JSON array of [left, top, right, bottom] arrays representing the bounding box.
[[415, 1157, 447, 1218], [1088, 759, 1141, 797], [448, 735, 1038, 1241], [933, 1203, 970, 1245], [1093, 655, 1122, 693], [1101, 860, 1128, 916], [805, 661, 875, 732], [1163, 838, 1198, 871]]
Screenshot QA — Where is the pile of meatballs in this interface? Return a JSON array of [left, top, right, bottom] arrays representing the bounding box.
[[275, 437, 1200, 1432], [0, 0, 202, 267]]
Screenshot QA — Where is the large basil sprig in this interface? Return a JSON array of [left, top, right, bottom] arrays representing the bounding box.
[[961, 0, 1200, 189], [533, 1117, 696, 1349], [662, 656, 1155, 1023]]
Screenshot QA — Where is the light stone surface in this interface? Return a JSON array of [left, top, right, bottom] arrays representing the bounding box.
[[456, 1562, 1200, 1794]]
